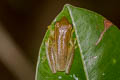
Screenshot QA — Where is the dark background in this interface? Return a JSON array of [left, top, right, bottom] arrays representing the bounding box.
[[0, 0, 120, 80]]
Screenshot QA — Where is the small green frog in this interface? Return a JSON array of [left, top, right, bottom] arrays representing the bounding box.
[[45, 16, 75, 74]]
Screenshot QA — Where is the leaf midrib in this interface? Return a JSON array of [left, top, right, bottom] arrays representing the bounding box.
[[67, 5, 89, 80]]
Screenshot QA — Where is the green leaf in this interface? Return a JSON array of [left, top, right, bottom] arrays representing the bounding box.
[[35, 4, 120, 80]]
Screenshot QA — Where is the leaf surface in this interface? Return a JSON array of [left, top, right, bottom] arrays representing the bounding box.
[[35, 4, 120, 80]]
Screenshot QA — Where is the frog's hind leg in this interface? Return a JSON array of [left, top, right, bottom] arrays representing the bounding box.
[[65, 28, 76, 74], [45, 27, 56, 73], [65, 40, 75, 74], [45, 39, 56, 73]]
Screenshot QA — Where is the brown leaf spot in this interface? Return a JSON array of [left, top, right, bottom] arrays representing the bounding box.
[[104, 19, 113, 30], [96, 19, 113, 45]]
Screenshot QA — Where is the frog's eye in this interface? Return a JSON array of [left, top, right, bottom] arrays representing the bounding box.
[[55, 22, 60, 28], [68, 24, 72, 30]]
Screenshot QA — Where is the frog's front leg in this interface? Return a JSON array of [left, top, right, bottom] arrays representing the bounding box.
[[45, 32, 56, 73], [65, 39, 75, 74]]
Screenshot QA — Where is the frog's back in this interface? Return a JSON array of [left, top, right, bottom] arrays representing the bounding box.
[[54, 17, 72, 71]]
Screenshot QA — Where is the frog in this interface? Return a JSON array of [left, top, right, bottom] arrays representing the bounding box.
[[45, 16, 75, 74]]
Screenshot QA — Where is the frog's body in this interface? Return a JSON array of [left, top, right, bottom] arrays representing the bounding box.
[[46, 17, 75, 74]]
